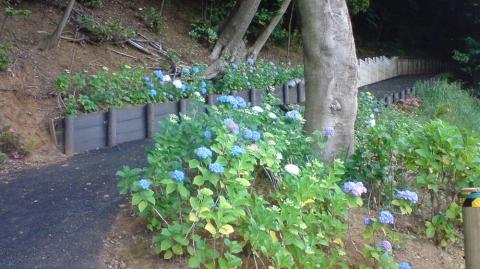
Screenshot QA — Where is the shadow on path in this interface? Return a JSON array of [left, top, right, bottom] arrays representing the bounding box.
[[0, 140, 151, 269]]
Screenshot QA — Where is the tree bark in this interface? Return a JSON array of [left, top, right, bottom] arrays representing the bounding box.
[[47, 0, 76, 49], [298, 0, 359, 160], [249, 0, 292, 60], [205, 0, 261, 78]]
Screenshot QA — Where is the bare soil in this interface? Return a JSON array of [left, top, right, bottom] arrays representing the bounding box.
[[100, 207, 465, 269]]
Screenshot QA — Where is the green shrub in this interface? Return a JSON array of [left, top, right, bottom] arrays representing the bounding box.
[[79, 15, 136, 42], [416, 79, 480, 133], [452, 37, 480, 86], [55, 60, 303, 115], [118, 97, 359, 268], [0, 43, 12, 71], [0, 125, 27, 159], [402, 120, 480, 246], [348, 89, 480, 247], [189, 21, 218, 47], [78, 0, 103, 8], [347, 92, 421, 207], [144, 7, 163, 33], [217, 60, 303, 92]]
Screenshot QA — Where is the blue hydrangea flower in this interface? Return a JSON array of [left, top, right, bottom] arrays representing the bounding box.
[[154, 70, 163, 80], [243, 129, 253, 140], [399, 262, 413, 269], [181, 85, 189, 92], [251, 131, 261, 142], [150, 89, 157, 97], [144, 76, 151, 82], [373, 107, 380, 113], [209, 163, 224, 174], [224, 118, 239, 134], [170, 170, 185, 182], [204, 130, 213, 139], [195, 147, 213, 159], [146, 81, 154, 89], [364, 217, 373, 226], [138, 178, 151, 190], [167, 94, 174, 101], [379, 210, 395, 225], [396, 190, 418, 204], [285, 110, 302, 121], [217, 95, 246, 109], [231, 145, 246, 157], [323, 127, 335, 137], [249, 66, 255, 73], [342, 181, 367, 197], [192, 66, 200, 73], [201, 80, 207, 88], [201, 87, 207, 95], [231, 63, 238, 69], [378, 240, 392, 252], [247, 58, 254, 65], [235, 96, 246, 108], [182, 67, 190, 75]]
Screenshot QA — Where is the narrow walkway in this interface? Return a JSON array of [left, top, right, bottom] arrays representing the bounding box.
[[0, 75, 431, 269], [0, 140, 149, 268], [359, 74, 432, 98]]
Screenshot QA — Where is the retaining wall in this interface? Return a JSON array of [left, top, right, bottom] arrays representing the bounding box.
[[357, 57, 446, 87], [53, 76, 440, 155]]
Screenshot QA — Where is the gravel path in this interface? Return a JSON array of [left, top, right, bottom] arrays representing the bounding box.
[[0, 74, 434, 269], [359, 74, 433, 98]]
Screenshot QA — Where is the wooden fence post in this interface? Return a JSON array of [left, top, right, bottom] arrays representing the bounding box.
[[146, 104, 155, 139], [108, 108, 117, 147], [64, 115, 74, 155]]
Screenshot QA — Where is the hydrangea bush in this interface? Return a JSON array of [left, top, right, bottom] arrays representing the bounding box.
[[118, 94, 357, 268], [56, 59, 303, 115], [348, 92, 480, 248]]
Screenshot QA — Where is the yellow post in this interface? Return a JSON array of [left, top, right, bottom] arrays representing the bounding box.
[[461, 188, 480, 269]]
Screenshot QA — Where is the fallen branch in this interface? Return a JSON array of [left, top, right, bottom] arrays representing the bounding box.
[[60, 35, 85, 42], [126, 39, 155, 55], [107, 48, 138, 60]]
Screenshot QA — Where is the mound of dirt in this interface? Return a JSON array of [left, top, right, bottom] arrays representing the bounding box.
[[99, 208, 465, 269]]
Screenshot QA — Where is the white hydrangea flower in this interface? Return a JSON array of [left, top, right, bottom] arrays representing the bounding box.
[[162, 75, 171, 82], [285, 164, 300, 176], [268, 140, 276, 146], [194, 91, 201, 97], [271, 205, 280, 212], [370, 114, 375, 119], [276, 152, 283, 160], [173, 79, 183, 89], [368, 118, 376, 127], [268, 112, 277, 120], [252, 106, 264, 113]]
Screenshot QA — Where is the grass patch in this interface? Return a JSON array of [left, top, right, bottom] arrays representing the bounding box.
[[416, 79, 480, 133], [0, 43, 12, 71]]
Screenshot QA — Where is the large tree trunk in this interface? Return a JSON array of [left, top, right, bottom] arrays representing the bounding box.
[[46, 0, 76, 49], [298, 0, 358, 160], [205, 0, 261, 78], [249, 0, 292, 60]]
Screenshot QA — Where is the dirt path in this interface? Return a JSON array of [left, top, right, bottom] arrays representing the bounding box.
[[0, 140, 150, 269]]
